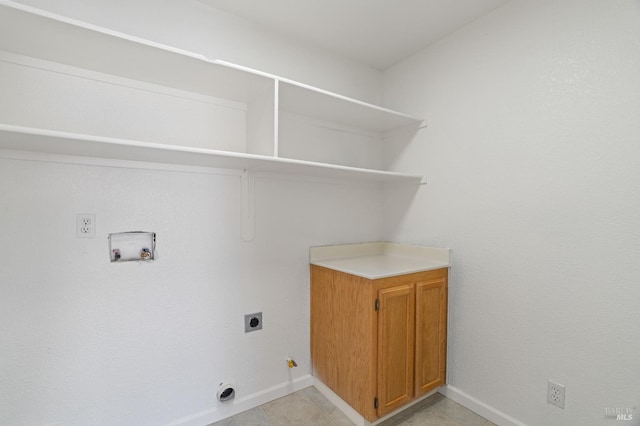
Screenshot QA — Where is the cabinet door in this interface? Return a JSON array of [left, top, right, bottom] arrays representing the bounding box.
[[377, 284, 415, 417], [414, 278, 447, 397]]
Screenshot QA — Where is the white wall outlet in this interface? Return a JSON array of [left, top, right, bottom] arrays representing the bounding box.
[[547, 380, 565, 408], [76, 214, 96, 238]]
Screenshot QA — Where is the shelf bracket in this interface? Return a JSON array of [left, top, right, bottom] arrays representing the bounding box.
[[419, 119, 428, 129], [241, 169, 255, 242]]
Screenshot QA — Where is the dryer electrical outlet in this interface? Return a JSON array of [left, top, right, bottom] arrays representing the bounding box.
[[244, 312, 263, 333]]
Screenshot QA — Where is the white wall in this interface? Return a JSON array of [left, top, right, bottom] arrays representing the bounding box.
[[12, 0, 382, 104], [0, 157, 383, 426], [0, 1, 385, 425], [383, 1, 640, 425]]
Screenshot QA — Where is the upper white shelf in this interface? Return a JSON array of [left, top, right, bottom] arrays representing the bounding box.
[[0, 1, 274, 103], [0, 1, 424, 134], [0, 0, 427, 183], [0, 125, 425, 183]]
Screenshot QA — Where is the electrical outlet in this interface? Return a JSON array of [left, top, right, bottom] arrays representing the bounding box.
[[244, 312, 263, 333], [76, 214, 96, 238], [547, 380, 565, 408]]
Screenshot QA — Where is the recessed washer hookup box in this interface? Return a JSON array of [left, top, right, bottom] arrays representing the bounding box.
[[108, 231, 155, 262]]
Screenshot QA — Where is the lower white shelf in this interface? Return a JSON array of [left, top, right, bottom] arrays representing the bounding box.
[[0, 124, 425, 183]]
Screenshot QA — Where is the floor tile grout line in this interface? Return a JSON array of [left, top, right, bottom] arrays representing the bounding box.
[[258, 405, 277, 425], [212, 388, 492, 426], [437, 405, 466, 426], [259, 389, 341, 426], [433, 398, 486, 426], [303, 388, 342, 426]]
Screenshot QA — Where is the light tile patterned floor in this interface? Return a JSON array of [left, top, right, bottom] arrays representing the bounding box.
[[210, 387, 495, 426]]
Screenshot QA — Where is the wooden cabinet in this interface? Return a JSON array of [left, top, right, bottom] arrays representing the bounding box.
[[377, 284, 415, 416], [310, 265, 448, 421], [414, 279, 448, 397]]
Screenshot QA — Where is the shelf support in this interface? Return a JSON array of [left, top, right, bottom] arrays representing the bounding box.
[[273, 79, 280, 157], [241, 169, 255, 242]]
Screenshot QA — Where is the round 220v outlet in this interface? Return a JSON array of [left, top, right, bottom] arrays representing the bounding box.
[[244, 312, 262, 333]]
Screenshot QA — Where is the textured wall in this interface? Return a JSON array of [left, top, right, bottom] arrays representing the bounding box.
[[0, 1, 385, 425], [383, 1, 640, 425], [0, 158, 383, 425], [12, 0, 383, 104]]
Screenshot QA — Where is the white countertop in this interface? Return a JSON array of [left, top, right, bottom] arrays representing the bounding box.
[[310, 242, 450, 279]]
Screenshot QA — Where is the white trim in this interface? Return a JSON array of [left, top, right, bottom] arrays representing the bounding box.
[[439, 385, 527, 426], [164, 374, 314, 426], [313, 379, 368, 426], [313, 378, 439, 426]]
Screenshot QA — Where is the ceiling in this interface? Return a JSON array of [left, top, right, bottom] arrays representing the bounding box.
[[198, 0, 510, 70]]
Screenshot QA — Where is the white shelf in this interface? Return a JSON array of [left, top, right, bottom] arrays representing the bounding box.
[[0, 0, 427, 183], [0, 125, 424, 183], [0, 1, 272, 102], [279, 81, 423, 133], [0, 1, 423, 132]]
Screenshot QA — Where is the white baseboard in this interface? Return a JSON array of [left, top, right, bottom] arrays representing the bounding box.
[[438, 385, 526, 426], [313, 379, 368, 426], [165, 374, 314, 426], [313, 378, 437, 426]]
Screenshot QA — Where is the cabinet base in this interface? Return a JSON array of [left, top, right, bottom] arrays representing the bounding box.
[[313, 377, 440, 426]]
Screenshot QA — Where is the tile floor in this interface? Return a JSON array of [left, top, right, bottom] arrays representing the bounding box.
[[210, 387, 495, 426]]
